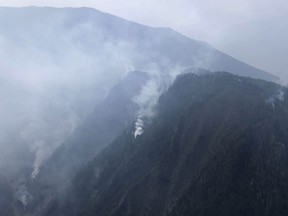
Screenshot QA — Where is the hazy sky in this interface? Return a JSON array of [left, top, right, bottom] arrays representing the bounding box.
[[0, 0, 287, 80]]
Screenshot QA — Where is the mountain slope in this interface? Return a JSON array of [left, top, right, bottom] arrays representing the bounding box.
[[23, 71, 149, 215], [0, 6, 278, 183], [43, 71, 149, 181], [54, 71, 288, 216], [0, 6, 284, 216]]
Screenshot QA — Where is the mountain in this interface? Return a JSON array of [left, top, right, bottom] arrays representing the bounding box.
[[0, 6, 278, 178], [0, 6, 285, 216], [41, 71, 288, 216]]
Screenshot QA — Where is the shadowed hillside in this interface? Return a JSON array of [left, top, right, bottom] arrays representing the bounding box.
[[34, 71, 288, 216]]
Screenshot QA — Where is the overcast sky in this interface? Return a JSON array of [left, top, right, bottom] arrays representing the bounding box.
[[0, 0, 287, 81]]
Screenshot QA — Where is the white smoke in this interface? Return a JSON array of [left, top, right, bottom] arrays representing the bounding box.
[[134, 118, 144, 138], [133, 67, 183, 138], [133, 78, 160, 138], [276, 88, 285, 101], [0, 8, 143, 178], [30, 140, 50, 179], [266, 87, 285, 109], [15, 184, 33, 209], [20, 108, 80, 179]]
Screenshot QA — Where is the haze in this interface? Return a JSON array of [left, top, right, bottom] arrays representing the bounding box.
[[0, 2, 287, 214], [0, 0, 287, 81]]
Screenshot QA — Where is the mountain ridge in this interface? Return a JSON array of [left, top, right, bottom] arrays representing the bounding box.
[[0, 6, 285, 215], [32, 71, 288, 216], [0, 6, 278, 82]]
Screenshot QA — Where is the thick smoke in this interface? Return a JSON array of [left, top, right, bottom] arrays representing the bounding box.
[[133, 79, 159, 138], [0, 7, 190, 176], [0, 7, 138, 178], [0, 6, 273, 183], [134, 119, 144, 138], [133, 67, 183, 138]]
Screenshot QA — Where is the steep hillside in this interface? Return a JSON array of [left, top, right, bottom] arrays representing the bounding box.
[[0, 6, 284, 216], [0, 6, 278, 183], [48, 71, 288, 216], [43, 71, 149, 180], [22, 71, 149, 215]]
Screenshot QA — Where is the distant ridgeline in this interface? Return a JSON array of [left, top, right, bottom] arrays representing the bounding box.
[[0, 7, 278, 81]]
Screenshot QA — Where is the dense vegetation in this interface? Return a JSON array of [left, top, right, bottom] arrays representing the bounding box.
[[37, 71, 288, 216]]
